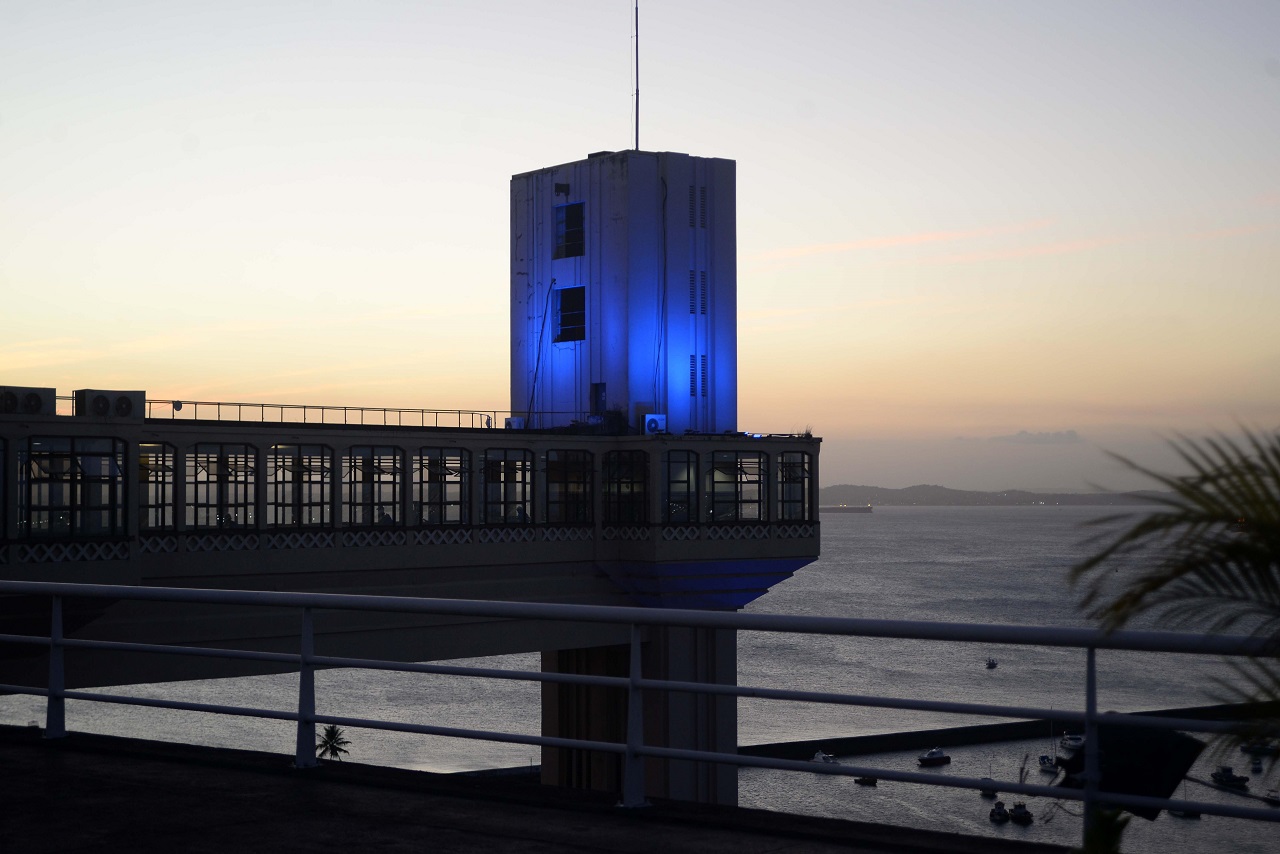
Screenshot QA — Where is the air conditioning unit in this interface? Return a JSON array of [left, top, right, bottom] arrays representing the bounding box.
[[503, 416, 526, 430], [0, 386, 57, 416], [644, 414, 667, 435], [74, 389, 146, 419]]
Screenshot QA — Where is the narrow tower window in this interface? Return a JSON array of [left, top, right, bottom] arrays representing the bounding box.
[[554, 286, 586, 342], [553, 202, 585, 258]]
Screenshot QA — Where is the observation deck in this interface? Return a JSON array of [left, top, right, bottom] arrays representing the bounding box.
[[0, 389, 819, 690]]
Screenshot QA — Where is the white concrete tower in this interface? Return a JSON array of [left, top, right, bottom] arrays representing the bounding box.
[[510, 150, 736, 434]]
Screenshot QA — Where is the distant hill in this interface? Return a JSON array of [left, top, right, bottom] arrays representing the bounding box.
[[820, 484, 1170, 507]]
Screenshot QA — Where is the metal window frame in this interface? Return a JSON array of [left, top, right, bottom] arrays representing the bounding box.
[[138, 442, 177, 531], [545, 449, 593, 524], [777, 451, 812, 522], [21, 436, 127, 537], [603, 450, 648, 524], [413, 447, 470, 526], [482, 448, 533, 524], [342, 446, 402, 527], [663, 450, 697, 524], [187, 443, 257, 529], [267, 444, 332, 528]]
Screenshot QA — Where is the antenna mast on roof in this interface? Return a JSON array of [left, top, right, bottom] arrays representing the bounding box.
[[633, 0, 639, 150]]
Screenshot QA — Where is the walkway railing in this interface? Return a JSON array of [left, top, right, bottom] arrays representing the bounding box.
[[1, 579, 1277, 844], [136, 398, 504, 429]]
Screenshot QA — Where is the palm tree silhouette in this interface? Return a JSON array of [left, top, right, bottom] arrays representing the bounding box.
[[316, 724, 351, 762], [1071, 429, 1280, 759]]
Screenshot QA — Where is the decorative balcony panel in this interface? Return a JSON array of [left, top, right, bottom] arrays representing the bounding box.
[[603, 526, 650, 542], [703, 524, 771, 541], [476, 527, 538, 545], [415, 528, 473, 546], [140, 535, 179, 554], [341, 530, 408, 548], [185, 533, 260, 553], [265, 531, 336, 550], [540, 526, 593, 543], [16, 541, 131, 563]]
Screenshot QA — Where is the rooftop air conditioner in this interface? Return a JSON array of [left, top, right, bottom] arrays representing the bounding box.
[[74, 389, 146, 420], [504, 417, 526, 430], [0, 386, 57, 416], [644, 414, 667, 435]]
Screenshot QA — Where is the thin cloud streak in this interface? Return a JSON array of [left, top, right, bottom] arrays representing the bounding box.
[[1187, 222, 1278, 240], [748, 219, 1053, 263], [924, 234, 1138, 265]]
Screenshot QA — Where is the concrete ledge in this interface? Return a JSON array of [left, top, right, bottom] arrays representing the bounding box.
[[2, 725, 1069, 854]]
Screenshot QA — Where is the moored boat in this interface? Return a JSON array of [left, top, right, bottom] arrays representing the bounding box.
[[854, 776, 877, 786], [918, 747, 951, 767], [1038, 754, 1058, 774], [1211, 766, 1249, 788], [1060, 733, 1085, 751], [1009, 802, 1034, 825], [989, 800, 1010, 823], [979, 777, 998, 798], [811, 750, 838, 764]]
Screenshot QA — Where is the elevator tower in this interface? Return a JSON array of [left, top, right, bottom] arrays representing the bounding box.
[[510, 150, 736, 434]]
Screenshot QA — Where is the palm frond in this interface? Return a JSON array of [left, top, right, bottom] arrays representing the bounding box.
[[1071, 428, 1280, 763]]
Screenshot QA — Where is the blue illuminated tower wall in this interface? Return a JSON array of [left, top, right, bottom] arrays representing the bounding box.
[[510, 150, 736, 433]]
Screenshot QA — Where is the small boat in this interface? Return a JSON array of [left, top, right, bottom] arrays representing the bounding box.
[[1241, 740, 1279, 757], [985, 657, 998, 669], [989, 800, 1010, 823], [811, 750, 839, 764], [854, 776, 877, 786], [1009, 802, 1034, 825], [1060, 733, 1085, 751], [1251, 757, 1264, 774], [918, 747, 951, 767], [1038, 754, 1058, 774], [979, 777, 998, 798], [1264, 789, 1279, 806], [1211, 766, 1249, 788]]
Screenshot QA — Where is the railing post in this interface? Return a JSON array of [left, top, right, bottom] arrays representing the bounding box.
[[619, 622, 648, 807], [294, 607, 317, 768], [45, 595, 66, 739], [1082, 645, 1099, 840]]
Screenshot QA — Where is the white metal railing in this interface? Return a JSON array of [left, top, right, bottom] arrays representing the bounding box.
[[0, 579, 1277, 842], [136, 398, 503, 429]]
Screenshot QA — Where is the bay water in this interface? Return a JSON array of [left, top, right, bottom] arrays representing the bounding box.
[[3, 506, 1274, 851]]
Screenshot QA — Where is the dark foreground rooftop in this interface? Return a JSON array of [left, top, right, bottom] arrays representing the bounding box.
[[3, 725, 1070, 854]]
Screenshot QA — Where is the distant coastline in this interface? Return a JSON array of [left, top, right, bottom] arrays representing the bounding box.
[[820, 484, 1170, 507]]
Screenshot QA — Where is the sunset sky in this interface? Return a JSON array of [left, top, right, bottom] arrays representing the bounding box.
[[3, 1, 1278, 491]]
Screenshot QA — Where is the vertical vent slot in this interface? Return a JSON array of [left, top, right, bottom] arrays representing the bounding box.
[[699, 271, 708, 315], [699, 186, 707, 228], [688, 186, 696, 228], [700, 355, 708, 397], [689, 356, 698, 397], [689, 271, 697, 314]]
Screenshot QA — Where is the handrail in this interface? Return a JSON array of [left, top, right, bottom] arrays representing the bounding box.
[[0, 580, 1269, 655], [138, 398, 504, 429], [1, 578, 1277, 842]]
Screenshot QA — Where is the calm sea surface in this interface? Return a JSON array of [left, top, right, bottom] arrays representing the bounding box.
[[3, 506, 1275, 851]]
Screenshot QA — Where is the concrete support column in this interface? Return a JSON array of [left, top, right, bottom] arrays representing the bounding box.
[[540, 625, 738, 806]]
